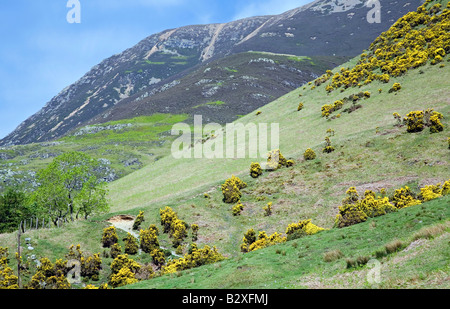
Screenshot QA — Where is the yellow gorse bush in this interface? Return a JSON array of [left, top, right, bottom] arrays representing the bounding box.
[[222, 175, 247, 203], [162, 244, 225, 274], [303, 148, 316, 160], [250, 162, 263, 178], [240, 229, 286, 253], [319, 2, 450, 92], [286, 219, 325, 238], [335, 188, 397, 228], [0, 247, 18, 289], [392, 186, 422, 209], [101, 226, 118, 248]]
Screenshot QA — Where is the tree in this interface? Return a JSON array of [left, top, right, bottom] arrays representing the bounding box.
[[0, 188, 35, 233], [33, 152, 109, 225]]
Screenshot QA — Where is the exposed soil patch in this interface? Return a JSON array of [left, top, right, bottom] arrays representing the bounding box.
[[108, 215, 135, 223], [332, 176, 419, 196], [107, 215, 137, 237]]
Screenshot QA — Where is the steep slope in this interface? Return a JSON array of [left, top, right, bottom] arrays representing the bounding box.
[[0, 0, 423, 146]]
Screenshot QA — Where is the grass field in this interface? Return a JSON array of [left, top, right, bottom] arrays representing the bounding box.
[[127, 195, 450, 289]]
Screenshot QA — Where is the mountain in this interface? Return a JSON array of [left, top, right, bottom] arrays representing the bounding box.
[[0, 0, 424, 146]]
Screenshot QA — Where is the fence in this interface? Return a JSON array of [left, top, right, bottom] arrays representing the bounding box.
[[18, 216, 69, 233]]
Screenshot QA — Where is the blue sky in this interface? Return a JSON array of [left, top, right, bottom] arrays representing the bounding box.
[[0, 0, 311, 140]]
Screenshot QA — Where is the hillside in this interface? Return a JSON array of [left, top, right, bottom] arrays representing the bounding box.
[[0, 114, 188, 191], [0, 0, 423, 146], [0, 0, 449, 291]]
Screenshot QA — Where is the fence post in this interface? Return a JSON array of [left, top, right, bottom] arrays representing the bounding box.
[[17, 221, 22, 288]]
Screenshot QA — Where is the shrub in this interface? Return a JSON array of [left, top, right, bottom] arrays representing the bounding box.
[[240, 229, 257, 253], [419, 184, 443, 202], [171, 219, 188, 248], [109, 255, 141, 288], [139, 228, 160, 253], [175, 246, 183, 256], [232, 202, 244, 216], [109, 267, 139, 288], [0, 247, 19, 289], [81, 254, 102, 280], [335, 203, 368, 228], [250, 162, 263, 178], [335, 187, 397, 228], [286, 219, 325, 238], [404, 111, 425, 133], [303, 148, 316, 160], [27, 257, 70, 289], [101, 226, 118, 248], [245, 231, 286, 253], [297, 102, 304, 111], [392, 186, 422, 209], [162, 244, 225, 274], [67, 245, 102, 280], [132, 211, 145, 230], [389, 83, 402, 93], [334, 100, 344, 110], [323, 249, 344, 262], [342, 187, 359, 205], [429, 111, 444, 133], [148, 224, 160, 236], [322, 137, 335, 154], [110, 243, 122, 259], [263, 202, 273, 217], [159, 207, 189, 247], [326, 128, 335, 137], [151, 249, 166, 268], [266, 149, 289, 170], [191, 224, 199, 241], [222, 175, 247, 203], [160, 206, 178, 234], [359, 195, 397, 218], [442, 179, 450, 196], [321, 104, 333, 118], [124, 233, 139, 255], [393, 112, 402, 126]]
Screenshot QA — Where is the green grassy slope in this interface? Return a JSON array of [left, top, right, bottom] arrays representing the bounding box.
[[106, 58, 449, 214], [127, 196, 450, 289]]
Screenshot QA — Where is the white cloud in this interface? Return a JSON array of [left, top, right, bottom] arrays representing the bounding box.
[[233, 0, 311, 20]]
